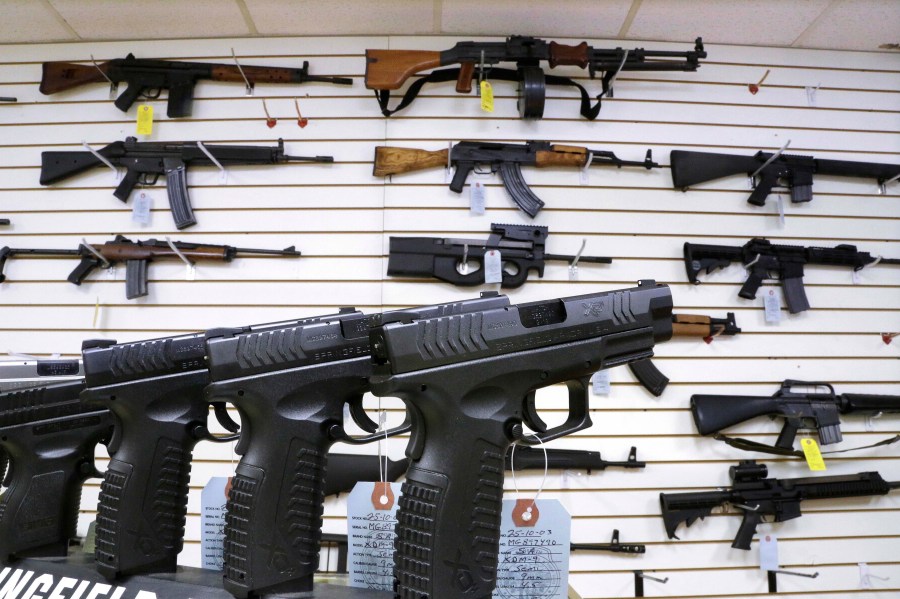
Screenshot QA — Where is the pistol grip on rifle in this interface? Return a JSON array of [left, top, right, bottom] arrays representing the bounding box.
[[732, 509, 763, 550], [67, 255, 102, 286], [456, 61, 475, 93], [738, 268, 766, 300], [114, 82, 145, 113], [114, 168, 141, 202], [449, 161, 474, 193], [748, 172, 778, 207], [628, 359, 669, 396], [164, 157, 197, 229]]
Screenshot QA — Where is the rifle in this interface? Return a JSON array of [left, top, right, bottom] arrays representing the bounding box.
[[571, 530, 646, 554], [365, 36, 706, 119], [40, 54, 352, 117], [671, 150, 900, 207], [0, 380, 111, 563], [40, 137, 332, 229], [374, 141, 658, 217], [367, 281, 672, 597], [629, 313, 740, 396], [0, 235, 300, 299], [0, 358, 83, 392], [387, 223, 612, 288], [0, 219, 9, 226], [691, 380, 900, 455], [684, 238, 900, 313], [660, 460, 900, 549]]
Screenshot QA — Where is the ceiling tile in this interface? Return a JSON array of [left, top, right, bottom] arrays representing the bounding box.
[[244, 0, 435, 35], [441, 0, 632, 38], [627, 0, 831, 46], [792, 0, 900, 50], [0, 0, 77, 43], [48, 0, 251, 40]]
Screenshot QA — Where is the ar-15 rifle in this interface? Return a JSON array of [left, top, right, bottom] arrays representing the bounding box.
[[41, 54, 352, 117], [374, 141, 658, 217], [365, 36, 706, 119], [629, 313, 740, 396], [692, 380, 900, 455], [0, 235, 300, 299], [388, 223, 612, 288], [661, 460, 900, 550], [671, 149, 900, 207], [40, 137, 332, 229], [368, 281, 672, 597], [684, 238, 900, 313]]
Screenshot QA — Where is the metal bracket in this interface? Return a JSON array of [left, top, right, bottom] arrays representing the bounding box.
[[634, 570, 668, 597], [751, 139, 791, 180], [231, 48, 253, 95], [768, 569, 820, 593], [196, 141, 227, 184], [605, 50, 630, 98]]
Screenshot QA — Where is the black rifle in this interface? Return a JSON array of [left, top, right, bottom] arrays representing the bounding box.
[[365, 36, 706, 119], [629, 313, 740, 396], [368, 281, 672, 597], [671, 149, 900, 207], [692, 380, 900, 455], [661, 460, 900, 549], [0, 235, 300, 300], [388, 223, 612, 288], [374, 141, 658, 217], [571, 529, 646, 554], [684, 238, 900, 313], [0, 98, 15, 103], [0, 381, 111, 563], [41, 55, 352, 117], [40, 137, 332, 229]]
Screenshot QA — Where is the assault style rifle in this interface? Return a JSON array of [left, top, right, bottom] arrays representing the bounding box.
[[684, 238, 900, 313], [387, 223, 612, 288], [630, 313, 740, 396], [40, 137, 332, 229], [368, 281, 672, 597], [0, 235, 300, 299], [671, 150, 900, 207], [374, 141, 658, 217], [692, 380, 900, 455], [41, 54, 352, 117], [661, 460, 900, 549], [365, 36, 706, 119]]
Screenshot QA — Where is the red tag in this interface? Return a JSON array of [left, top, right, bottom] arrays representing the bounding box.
[[370, 482, 395, 511], [511, 499, 539, 527], [748, 84, 759, 95], [266, 117, 277, 128], [298, 117, 309, 128], [703, 335, 714, 344]]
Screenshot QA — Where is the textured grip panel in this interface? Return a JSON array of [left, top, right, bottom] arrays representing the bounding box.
[[394, 478, 442, 596]]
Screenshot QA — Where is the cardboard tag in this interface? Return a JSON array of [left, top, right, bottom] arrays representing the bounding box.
[[759, 534, 778, 571], [470, 181, 486, 215], [776, 194, 785, 227], [764, 291, 782, 324], [801, 438, 827, 471], [852, 268, 862, 284], [132, 192, 152, 225], [186, 263, 196, 281], [484, 250, 502, 284], [200, 476, 231, 570], [348, 481, 402, 591], [480, 81, 494, 112], [136, 105, 154, 135], [591, 370, 611, 395], [579, 152, 593, 185]]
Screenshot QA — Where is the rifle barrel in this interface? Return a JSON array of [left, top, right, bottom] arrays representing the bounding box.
[[301, 74, 353, 86], [544, 253, 613, 264], [283, 155, 334, 163], [232, 246, 302, 256], [9, 248, 82, 257]]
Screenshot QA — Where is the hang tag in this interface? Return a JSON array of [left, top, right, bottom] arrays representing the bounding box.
[[764, 291, 782, 324], [470, 181, 486, 215], [200, 476, 231, 570], [106, 264, 117, 279], [591, 370, 611, 395], [805, 86, 819, 107], [480, 80, 494, 112], [186, 263, 196, 281], [484, 250, 502, 284], [579, 152, 593, 186], [759, 534, 779, 571], [568, 263, 578, 281], [852, 268, 862, 284], [131, 192, 152, 225], [801, 438, 827, 471], [348, 481, 402, 591], [776, 194, 785, 227], [136, 105, 154, 135], [864, 412, 881, 432]]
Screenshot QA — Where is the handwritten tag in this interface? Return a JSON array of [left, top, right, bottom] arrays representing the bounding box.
[[764, 291, 781, 324], [801, 438, 826, 471], [132, 191, 152, 225], [759, 534, 779, 571], [470, 181, 486, 215], [484, 250, 502, 284], [200, 476, 231, 570], [136, 105, 154, 135], [591, 370, 611, 395], [348, 481, 402, 591], [496, 499, 570, 598], [480, 81, 494, 112]]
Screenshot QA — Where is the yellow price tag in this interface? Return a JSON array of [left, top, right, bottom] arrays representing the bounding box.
[[480, 80, 494, 113], [801, 438, 826, 471], [136, 104, 154, 135]]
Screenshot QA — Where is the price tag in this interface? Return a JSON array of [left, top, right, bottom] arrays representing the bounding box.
[[759, 534, 779, 571], [805, 86, 819, 107], [484, 250, 503, 284], [801, 438, 827, 471], [348, 481, 402, 591], [200, 476, 231, 570], [496, 499, 571, 598], [480, 80, 494, 112], [591, 370, 611, 395], [764, 290, 782, 324], [470, 181, 486, 215], [132, 191, 152, 225], [579, 152, 593, 185], [776, 194, 785, 227], [136, 104, 154, 135]]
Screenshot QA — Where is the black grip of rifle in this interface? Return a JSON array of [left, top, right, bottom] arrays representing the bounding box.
[[165, 161, 197, 229], [748, 172, 778, 207], [691, 395, 784, 436], [114, 168, 141, 202], [738, 269, 765, 300], [732, 509, 763, 550], [124, 259, 149, 299], [95, 428, 194, 578], [114, 82, 145, 113], [449, 162, 473, 194], [628, 358, 669, 396], [841, 393, 900, 414]]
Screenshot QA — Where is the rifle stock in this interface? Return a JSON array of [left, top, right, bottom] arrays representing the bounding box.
[[691, 395, 786, 435], [373, 146, 449, 177], [40, 61, 111, 95], [670, 150, 760, 189], [365, 50, 442, 90], [40, 148, 117, 185]]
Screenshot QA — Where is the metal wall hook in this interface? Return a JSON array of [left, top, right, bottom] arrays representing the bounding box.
[[767, 568, 819, 593], [605, 50, 630, 97], [80, 239, 110, 268], [751, 140, 791, 180], [231, 48, 253, 95], [634, 570, 668, 596]]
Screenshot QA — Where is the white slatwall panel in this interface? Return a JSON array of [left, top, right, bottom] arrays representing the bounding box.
[[0, 34, 898, 598]]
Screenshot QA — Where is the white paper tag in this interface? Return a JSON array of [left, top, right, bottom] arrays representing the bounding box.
[[805, 86, 818, 107], [484, 250, 502, 284], [776, 194, 785, 227], [186, 263, 196, 281], [106, 265, 117, 279], [759, 534, 778, 571], [852, 268, 862, 284], [470, 181, 486, 215], [348, 481, 402, 591], [764, 290, 782, 324], [591, 370, 611, 395], [219, 168, 228, 185], [132, 192, 152, 225], [496, 499, 571, 598], [568, 263, 578, 281], [200, 476, 230, 570]]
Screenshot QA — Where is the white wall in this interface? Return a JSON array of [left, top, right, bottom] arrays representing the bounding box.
[[0, 34, 898, 598]]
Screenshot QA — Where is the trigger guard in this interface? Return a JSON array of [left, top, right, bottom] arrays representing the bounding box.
[[332, 419, 412, 446], [212, 402, 241, 433], [143, 87, 163, 99], [519, 378, 593, 445], [523, 391, 549, 434], [105, 412, 125, 455], [348, 397, 379, 434]]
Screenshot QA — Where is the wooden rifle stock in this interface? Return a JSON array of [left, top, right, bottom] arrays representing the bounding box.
[[365, 49, 442, 90], [40, 61, 111, 95], [100, 243, 230, 263], [373, 146, 449, 177]]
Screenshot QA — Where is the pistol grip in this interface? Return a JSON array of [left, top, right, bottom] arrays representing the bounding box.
[[456, 62, 475, 93], [732, 509, 762, 550], [738, 269, 765, 300], [114, 168, 140, 202], [114, 82, 145, 113], [449, 162, 474, 193]]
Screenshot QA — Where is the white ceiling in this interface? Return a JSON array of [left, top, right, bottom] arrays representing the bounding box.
[[0, 0, 898, 52]]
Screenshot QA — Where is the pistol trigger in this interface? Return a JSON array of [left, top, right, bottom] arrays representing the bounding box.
[[523, 390, 549, 434], [212, 402, 240, 434], [348, 395, 380, 434]]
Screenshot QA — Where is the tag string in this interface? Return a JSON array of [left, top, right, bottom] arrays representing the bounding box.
[[80, 238, 110, 268], [509, 433, 549, 519]]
